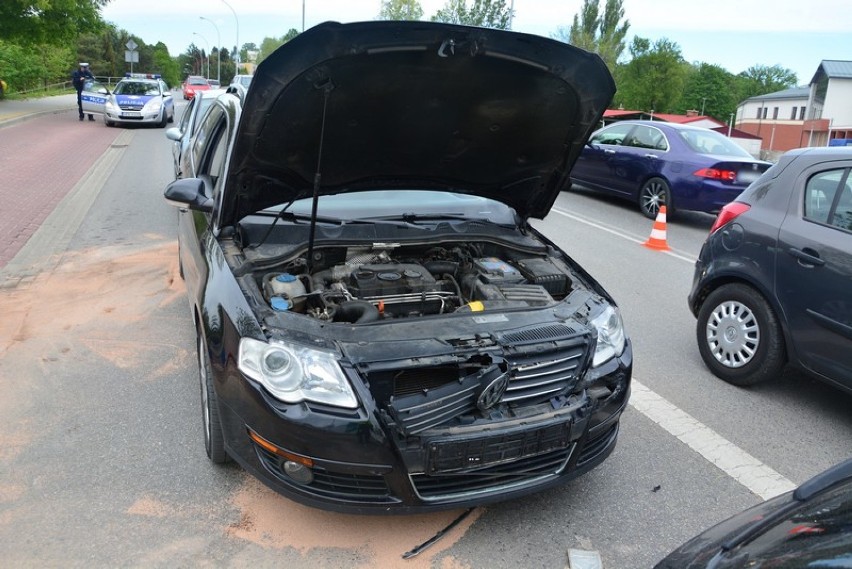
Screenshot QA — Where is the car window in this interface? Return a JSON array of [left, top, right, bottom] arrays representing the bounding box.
[[625, 125, 667, 150], [191, 103, 229, 196], [178, 98, 195, 133], [678, 129, 752, 157], [590, 123, 633, 146], [804, 168, 852, 231], [736, 482, 852, 563]]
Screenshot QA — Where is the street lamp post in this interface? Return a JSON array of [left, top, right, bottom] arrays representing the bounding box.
[[200, 16, 221, 83], [193, 32, 210, 79], [221, 0, 240, 70], [701, 97, 708, 116]]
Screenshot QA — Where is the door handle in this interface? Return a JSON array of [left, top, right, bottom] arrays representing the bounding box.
[[644, 154, 658, 159], [603, 149, 616, 154], [787, 247, 825, 267]]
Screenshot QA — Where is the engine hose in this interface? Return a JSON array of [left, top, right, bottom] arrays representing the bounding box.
[[334, 300, 380, 324]]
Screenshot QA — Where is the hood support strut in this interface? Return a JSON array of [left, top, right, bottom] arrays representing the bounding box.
[[306, 78, 334, 273]]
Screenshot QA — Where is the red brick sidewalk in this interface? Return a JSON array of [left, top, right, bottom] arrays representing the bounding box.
[[0, 112, 122, 268]]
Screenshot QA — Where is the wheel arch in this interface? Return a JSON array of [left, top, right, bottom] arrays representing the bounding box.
[[692, 273, 797, 365]]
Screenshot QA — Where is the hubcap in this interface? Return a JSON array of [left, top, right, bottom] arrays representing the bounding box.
[[641, 182, 666, 215], [705, 300, 760, 368]]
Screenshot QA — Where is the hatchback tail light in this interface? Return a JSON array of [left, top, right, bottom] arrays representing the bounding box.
[[694, 167, 737, 182], [710, 202, 750, 233]]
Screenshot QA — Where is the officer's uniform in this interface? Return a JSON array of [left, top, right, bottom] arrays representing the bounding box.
[[72, 63, 95, 121]]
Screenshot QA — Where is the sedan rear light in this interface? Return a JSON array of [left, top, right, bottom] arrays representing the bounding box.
[[710, 202, 750, 233], [694, 167, 737, 182]]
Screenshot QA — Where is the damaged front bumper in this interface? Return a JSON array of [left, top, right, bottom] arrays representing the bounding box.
[[215, 341, 632, 514]]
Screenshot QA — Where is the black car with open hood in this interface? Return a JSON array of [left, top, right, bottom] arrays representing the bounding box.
[[164, 20, 631, 513]]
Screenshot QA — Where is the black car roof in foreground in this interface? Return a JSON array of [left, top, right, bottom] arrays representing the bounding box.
[[222, 20, 615, 225]]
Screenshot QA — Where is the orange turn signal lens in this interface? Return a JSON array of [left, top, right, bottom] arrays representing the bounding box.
[[247, 429, 314, 467]]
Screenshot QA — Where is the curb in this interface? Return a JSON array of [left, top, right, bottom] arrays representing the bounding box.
[[0, 107, 74, 129]]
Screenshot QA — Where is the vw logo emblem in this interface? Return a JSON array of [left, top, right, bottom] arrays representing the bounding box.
[[476, 372, 510, 411]]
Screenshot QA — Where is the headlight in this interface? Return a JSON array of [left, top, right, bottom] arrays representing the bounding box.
[[591, 305, 626, 367], [238, 338, 358, 408], [144, 100, 162, 112], [104, 101, 117, 112]]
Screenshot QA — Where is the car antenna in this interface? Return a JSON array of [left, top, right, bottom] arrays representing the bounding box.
[[306, 78, 335, 273]]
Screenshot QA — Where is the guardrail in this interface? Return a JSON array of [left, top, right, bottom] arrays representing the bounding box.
[[9, 76, 124, 97]]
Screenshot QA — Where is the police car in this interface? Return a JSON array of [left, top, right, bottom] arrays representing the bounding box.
[[83, 73, 175, 127]]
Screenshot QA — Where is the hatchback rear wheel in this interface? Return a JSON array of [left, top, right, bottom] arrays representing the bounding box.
[[696, 283, 786, 386], [639, 177, 671, 219]]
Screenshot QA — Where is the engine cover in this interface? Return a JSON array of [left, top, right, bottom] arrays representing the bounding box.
[[348, 263, 436, 297]]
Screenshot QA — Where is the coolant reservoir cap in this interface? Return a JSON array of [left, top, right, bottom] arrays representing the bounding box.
[[276, 273, 297, 283]]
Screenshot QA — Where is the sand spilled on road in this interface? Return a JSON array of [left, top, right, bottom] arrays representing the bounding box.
[[0, 241, 185, 465], [228, 477, 482, 568]]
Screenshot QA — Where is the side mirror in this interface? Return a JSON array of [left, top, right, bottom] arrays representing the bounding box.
[[164, 178, 213, 212], [164, 127, 183, 142]]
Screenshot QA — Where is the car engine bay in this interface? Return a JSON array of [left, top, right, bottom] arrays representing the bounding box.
[[254, 241, 577, 324]]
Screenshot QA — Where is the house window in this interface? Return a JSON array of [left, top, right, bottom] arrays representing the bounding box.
[[800, 107, 806, 120], [773, 107, 779, 119], [763, 107, 768, 119], [756, 107, 762, 119], [791, 107, 798, 120]]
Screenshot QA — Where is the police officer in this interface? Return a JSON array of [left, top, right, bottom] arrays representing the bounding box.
[[72, 63, 95, 122]]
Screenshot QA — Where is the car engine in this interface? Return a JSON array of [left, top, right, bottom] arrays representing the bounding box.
[[257, 242, 574, 323]]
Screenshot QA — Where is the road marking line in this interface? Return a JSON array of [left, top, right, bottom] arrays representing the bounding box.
[[630, 379, 797, 500], [549, 208, 697, 264]]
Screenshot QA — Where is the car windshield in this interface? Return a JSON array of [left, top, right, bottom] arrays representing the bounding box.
[[237, 76, 252, 88], [188, 78, 208, 86], [678, 129, 753, 157], [114, 81, 160, 96]]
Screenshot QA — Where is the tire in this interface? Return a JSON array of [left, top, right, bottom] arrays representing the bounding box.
[[158, 111, 168, 128], [197, 332, 230, 463], [696, 283, 786, 386], [638, 177, 672, 219]]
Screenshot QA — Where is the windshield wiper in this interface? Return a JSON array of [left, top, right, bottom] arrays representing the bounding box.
[[364, 213, 516, 228]]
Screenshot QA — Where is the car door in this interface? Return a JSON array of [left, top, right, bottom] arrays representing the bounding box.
[[775, 161, 852, 389], [178, 102, 231, 302], [81, 80, 109, 115], [159, 80, 174, 120], [615, 124, 668, 197], [571, 122, 635, 194]]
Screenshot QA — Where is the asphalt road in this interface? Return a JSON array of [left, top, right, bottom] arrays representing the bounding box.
[[1, 99, 850, 569]]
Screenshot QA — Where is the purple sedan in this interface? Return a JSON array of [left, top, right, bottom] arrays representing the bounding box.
[[570, 120, 771, 218]]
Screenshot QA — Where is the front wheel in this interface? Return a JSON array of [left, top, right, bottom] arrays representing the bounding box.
[[696, 283, 786, 386], [639, 177, 672, 219], [197, 332, 230, 463]]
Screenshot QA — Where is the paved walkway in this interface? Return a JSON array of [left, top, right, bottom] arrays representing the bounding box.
[[0, 95, 124, 276], [0, 93, 78, 127]]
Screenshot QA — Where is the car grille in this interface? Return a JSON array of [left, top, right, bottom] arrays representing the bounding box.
[[382, 325, 590, 436], [255, 445, 393, 503], [118, 103, 144, 111], [410, 445, 574, 501]]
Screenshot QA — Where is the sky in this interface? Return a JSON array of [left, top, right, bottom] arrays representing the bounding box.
[[101, 0, 852, 85]]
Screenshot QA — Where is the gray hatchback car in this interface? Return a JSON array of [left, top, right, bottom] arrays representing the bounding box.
[[689, 147, 852, 392]]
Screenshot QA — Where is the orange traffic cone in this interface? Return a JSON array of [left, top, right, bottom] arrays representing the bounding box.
[[643, 206, 671, 251]]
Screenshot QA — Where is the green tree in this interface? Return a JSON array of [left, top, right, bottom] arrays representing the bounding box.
[[615, 37, 686, 113], [431, 0, 513, 29], [0, 0, 107, 46], [678, 62, 738, 121], [379, 0, 424, 20], [735, 64, 799, 100], [256, 29, 300, 66], [0, 39, 72, 92], [554, 0, 629, 71]]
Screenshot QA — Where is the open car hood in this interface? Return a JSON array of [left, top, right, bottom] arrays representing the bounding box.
[[223, 20, 615, 224]]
